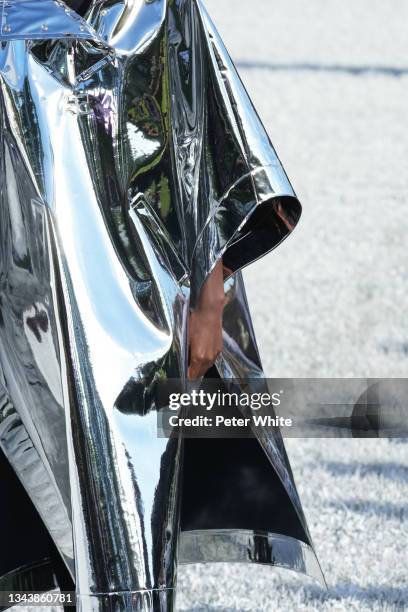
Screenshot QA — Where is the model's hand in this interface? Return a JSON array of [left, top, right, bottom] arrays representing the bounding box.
[[188, 260, 226, 379]]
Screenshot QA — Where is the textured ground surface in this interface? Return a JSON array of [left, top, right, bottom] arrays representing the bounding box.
[[178, 1, 408, 610]]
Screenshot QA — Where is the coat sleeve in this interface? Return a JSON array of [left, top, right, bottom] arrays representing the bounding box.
[[187, 0, 302, 307]]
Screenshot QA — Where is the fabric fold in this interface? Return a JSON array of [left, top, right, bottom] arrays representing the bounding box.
[[184, 0, 302, 305]]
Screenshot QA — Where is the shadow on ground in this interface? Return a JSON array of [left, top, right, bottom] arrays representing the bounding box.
[[301, 583, 408, 609], [322, 460, 408, 482], [236, 61, 408, 78], [327, 498, 407, 519]]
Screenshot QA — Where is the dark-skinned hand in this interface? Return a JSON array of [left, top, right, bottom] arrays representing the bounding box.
[[188, 259, 226, 379]]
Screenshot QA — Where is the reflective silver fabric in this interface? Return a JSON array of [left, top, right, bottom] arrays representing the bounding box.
[[0, 0, 324, 609], [0, 0, 100, 41]]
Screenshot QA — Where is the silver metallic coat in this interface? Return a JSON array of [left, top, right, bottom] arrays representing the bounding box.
[[0, 0, 325, 609]]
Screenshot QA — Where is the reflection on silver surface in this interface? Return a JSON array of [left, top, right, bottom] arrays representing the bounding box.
[[180, 530, 326, 586], [0, 558, 61, 610], [0, 389, 74, 571], [0, 0, 324, 609]]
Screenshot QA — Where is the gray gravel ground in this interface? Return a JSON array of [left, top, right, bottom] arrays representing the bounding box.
[[178, 1, 408, 610]]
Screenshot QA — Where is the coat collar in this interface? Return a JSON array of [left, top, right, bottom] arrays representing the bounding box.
[[0, 0, 103, 42]]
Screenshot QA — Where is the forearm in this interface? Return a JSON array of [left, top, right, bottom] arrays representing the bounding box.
[[188, 259, 225, 378], [196, 259, 225, 313]]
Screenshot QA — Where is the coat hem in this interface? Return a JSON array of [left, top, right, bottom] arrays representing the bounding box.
[[179, 528, 327, 589], [75, 588, 175, 611]]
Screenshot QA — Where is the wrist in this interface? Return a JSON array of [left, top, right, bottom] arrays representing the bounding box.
[[193, 300, 225, 320], [197, 291, 226, 312]]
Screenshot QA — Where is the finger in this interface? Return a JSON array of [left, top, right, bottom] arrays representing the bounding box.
[[188, 359, 200, 380], [188, 365, 203, 380], [189, 356, 211, 379]]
